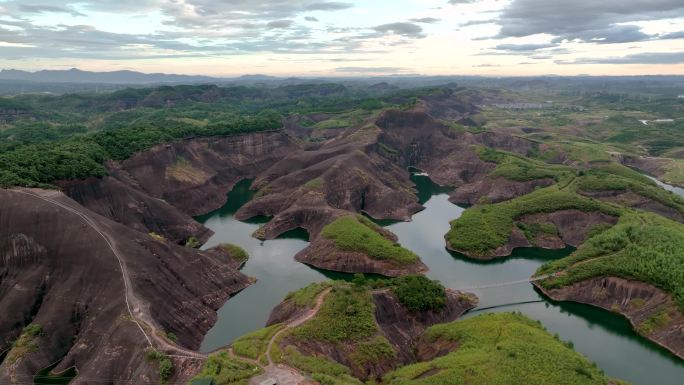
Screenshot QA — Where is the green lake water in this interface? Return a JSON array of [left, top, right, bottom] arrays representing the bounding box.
[[645, 174, 684, 197], [198, 175, 684, 384]]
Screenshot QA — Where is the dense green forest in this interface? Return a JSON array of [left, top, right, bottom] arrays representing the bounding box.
[[0, 83, 416, 187]]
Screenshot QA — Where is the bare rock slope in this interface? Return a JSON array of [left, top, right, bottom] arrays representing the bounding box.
[[0, 189, 250, 385], [536, 277, 684, 359]]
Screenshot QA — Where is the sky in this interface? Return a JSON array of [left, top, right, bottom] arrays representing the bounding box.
[[0, 0, 683, 77]]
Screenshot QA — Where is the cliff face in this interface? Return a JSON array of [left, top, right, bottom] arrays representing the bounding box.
[[375, 109, 492, 187], [372, 290, 477, 363], [0, 189, 251, 385], [454, 209, 619, 260], [118, 132, 298, 216], [59, 132, 299, 242], [57, 171, 211, 245], [536, 277, 684, 359], [519, 209, 619, 248], [581, 189, 684, 223], [295, 238, 428, 277], [450, 177, 554, 205]]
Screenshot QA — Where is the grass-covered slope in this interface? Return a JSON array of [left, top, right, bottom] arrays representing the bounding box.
[[218, 243, 250, 264], [322, 215, 420, 265], [537, 211, 684, 311], [232, 323, 283, 361], [383, 312, 620, 385], [191, 352, 262, 385], [445, 186, 620, 257], [292, 284, 379, 343], [477, 146, 573, 182], [283, 281, 331, 307], [287, 283, 397, 378], [577, 168, 684, 216]]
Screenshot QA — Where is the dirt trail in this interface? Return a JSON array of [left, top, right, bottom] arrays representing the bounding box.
[[265, 287, 331, 365], [14, 188, 334, 382], [12, 188, 207, 360], [244, 288, 331, 385]]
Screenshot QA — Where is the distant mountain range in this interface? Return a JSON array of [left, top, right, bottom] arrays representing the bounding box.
[[0, 68, 226, 84]]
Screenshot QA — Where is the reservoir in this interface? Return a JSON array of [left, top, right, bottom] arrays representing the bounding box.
[[198, 174, 684, 384]]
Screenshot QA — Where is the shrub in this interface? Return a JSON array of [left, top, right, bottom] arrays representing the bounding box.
[[537, 212, 684, 311], [6, 323, 43, 364], [185, 236, 202, 248], [285, 282, 331, 307], [232, 324, 283, 359], [293, 286, 377, 343], [219, 243, 249, 263], [392, 275, 446, 312], [192, 352, 262, 385], [146, 349, 174, 384]]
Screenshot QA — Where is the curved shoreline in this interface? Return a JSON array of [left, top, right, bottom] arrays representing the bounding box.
[[534, 277, 684, 361]]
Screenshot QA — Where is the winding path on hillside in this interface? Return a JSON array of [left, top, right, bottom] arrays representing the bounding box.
[[266, 287, 332, 365], [244, 288, 331, 385], [12, 188, 207, 360], [11, 188, 336, 369]]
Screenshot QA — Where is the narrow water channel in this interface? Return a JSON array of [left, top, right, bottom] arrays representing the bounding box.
[[645, 174, 684, 197], [198, 175, 684, 384], [197, 179, 347, 352]]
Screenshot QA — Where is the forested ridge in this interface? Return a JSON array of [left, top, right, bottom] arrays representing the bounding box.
[[0, 83, 416, 187]]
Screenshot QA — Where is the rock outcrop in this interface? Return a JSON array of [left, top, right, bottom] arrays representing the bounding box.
[[276, 288, 477, 380], [295, 237, 428, 277], [581, 189, 684, 223], [518, 209, 618, 248], [58, 132, 298, 245], [0, 189, 251, 385], [450, 177, 554, 205], [372, 290, 477, 363], [57, 170, 211, 245], [536, 277, 684, 359]]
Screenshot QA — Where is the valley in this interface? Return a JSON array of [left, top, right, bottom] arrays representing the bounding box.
[[1, 80, 684, 385]]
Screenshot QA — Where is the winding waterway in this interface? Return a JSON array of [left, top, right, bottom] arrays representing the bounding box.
[[646, 174, 684, 197], [198, 175, 684, 384]]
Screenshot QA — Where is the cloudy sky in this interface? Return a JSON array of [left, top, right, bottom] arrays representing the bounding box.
[[0, 0, 683, 76]]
